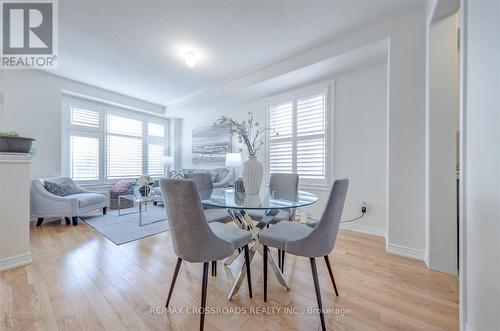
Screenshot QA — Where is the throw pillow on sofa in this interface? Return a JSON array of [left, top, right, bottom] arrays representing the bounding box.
[[44, 181, 81, 197], [110, 179, 135, 193], [170, 170, 185, 179]]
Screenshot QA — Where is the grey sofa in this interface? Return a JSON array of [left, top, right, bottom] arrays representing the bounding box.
[[31, 177, 107, 226], [152, 168, 232, 199], [171, 168, 232, 188]]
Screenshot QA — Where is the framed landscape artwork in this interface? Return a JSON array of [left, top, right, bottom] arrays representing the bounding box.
[[192, 125, 231, 164]]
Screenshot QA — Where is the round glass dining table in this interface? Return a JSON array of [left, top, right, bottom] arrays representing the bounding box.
[[200, 187, 319, 300]]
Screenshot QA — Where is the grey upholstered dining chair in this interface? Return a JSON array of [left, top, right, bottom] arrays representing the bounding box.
[[160, 178, 252, 330], [248, 173, 299, 272], [184, 172, 233, 225], [259, 179, 349, 331], [184, 173, 213, 199], [160, 178, 253, 331], [248, 173, 299, 223]]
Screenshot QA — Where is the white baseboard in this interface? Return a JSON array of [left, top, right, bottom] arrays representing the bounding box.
[[387, 243, 425, 261], [0, 252, 32, 272], [340, 222, 386, 238]]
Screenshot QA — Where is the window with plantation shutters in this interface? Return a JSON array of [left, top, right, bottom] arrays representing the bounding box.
[[296, 93, 327, 179], [147, 144, 164, 176], [267, 85, 329, 185], [71, 107, 99, 128], [70, 135, 99, 180], [106, 115, 143, 179], [63, 95, 169, 184], [269, 101, 293, 174], [107, 135, 143, 179]]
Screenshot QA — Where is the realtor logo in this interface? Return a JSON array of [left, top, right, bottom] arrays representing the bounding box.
[[1, 0, 58, 68]]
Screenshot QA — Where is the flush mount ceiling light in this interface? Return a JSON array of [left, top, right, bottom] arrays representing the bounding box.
[[174, 44, 203, 68], [183, 50, 198, 68]]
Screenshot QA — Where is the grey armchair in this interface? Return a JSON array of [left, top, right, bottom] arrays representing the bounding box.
[[259, 179, 349, 331], [160, 178, 253, 331], [30, 177, 107, 226]]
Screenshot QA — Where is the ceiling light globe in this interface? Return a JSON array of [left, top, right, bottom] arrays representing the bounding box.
[[184, 52, 198, 68]]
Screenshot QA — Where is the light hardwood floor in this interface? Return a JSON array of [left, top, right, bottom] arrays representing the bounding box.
[[0, 220, 459, 331]]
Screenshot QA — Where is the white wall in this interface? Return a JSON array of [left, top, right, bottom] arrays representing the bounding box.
[[176, 61, 388, 234], [1, 70, 165, 179], [334, 62, 387, 235], [426, 13, 459, 275], [462, 0, 500, 330]]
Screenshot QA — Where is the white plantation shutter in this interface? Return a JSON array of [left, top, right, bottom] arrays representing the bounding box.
[[106, 114, 144, 179], [107, 115, 142, 137], [268, 86, 328, 183], [148, 122, 165, 138], [70, 135, 99, 180], [107, 135, 143, 179], [297, 138, 326, 179], [269, 102, 293, 174], [269, 141, 293, 173], [297, 93, 326, 137], [270, 102, 293, 139], [148, 144, 164, 176], [71, 107, 99, 128], [296, 92, 327, 179]]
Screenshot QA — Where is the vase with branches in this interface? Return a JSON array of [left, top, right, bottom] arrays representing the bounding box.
[[215, 112, 268, 157], [216, 112, 268, 194]]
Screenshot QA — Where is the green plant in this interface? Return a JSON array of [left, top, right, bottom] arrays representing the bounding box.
[[0, 131, 20, 137]]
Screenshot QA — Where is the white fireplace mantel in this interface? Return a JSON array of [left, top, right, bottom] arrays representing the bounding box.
[[0, 153, 32, 271]]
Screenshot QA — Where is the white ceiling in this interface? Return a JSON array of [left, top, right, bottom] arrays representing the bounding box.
[[57, 0, 421, 106], [168, 39, 389, 114]]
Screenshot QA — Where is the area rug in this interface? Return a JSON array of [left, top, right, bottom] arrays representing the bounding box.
[[81, 205, 168, 245]]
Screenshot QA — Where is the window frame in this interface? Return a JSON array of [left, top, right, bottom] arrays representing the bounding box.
[[62, 95, 169, 186], [265, 81, 333, 190], [146, 119, 168, 176]]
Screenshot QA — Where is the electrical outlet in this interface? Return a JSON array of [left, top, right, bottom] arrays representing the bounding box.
[[361, 202, 367, 214]]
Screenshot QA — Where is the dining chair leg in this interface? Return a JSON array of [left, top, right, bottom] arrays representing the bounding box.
[[211, 261, 217, 277], [278, 249, 281, 268], [281, 250, 285, 273], [263, 245, 268, 302], [324, 255, 339, 296], [165, 257, 182, 308], [65, 217, 71, 225], [310, 257, 326, 331], [243, 245, 252, 298], [200, 262, 209, 331], [36, 217, 44, 226]]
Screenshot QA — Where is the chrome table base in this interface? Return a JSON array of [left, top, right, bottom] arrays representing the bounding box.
[[224, 209, 290, 300]]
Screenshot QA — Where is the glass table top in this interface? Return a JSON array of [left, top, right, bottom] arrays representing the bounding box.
[[201, 188, 318, 210]]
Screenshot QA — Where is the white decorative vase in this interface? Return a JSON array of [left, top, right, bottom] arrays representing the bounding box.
[[242, 156, 263, 195]]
